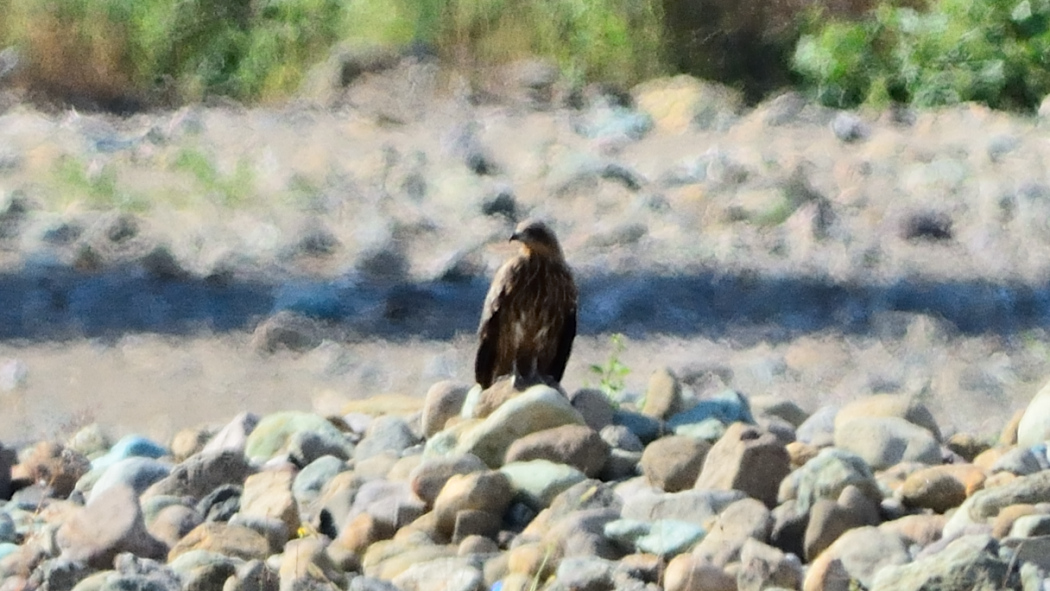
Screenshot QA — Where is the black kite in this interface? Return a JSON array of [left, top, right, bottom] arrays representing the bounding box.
[[475, 220, 578, 389]]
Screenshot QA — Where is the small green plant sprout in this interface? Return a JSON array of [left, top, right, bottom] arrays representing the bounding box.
[[590, 333, 630, 400], [172, 147, 254, 207]]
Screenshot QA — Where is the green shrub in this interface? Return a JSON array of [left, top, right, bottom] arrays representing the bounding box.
[[428, 0, 665, 86], [0, 0, 251, 105], [794, 0, 1050, 110], [0, 0, 667, 107], [234, 0, 346, 100]]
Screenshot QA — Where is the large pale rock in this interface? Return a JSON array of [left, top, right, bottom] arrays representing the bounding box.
[[899, 464, 986, 513], [620, 487, 745, 527], [391, 556, 485, 591], [692, 497, 771, 567], [347, 479, 426, 531], [471, 378, 517, 419], [834, 394, 941, 440], [540, 507, 622, 560], [170, 428, 210, 462], [240, 468, 300, 537], [737, 539, 803, 591], [168, 550, 240, 591], [1017, 379, 1050, 447], [879, 513, 946, 548], [279, 536, 344, 589], [641, 367, 684, 419], [56, 484, 166, 568], [633, 75, 743, 134], [694, 423, 790, 507], [409, 454, 487, 508], [421, 381, 470, 438], [363, 540, 459, 580], [314, 471, 367, 535], [664, 554, 736, 591], [168, 522, 271, 562], [336, 511, 396, 554], [224, 559, 280, 591], [504, 424, 609, 477], [146, 503, 203, 548], [803, 489, 878, 562], [549, 556, 618, 591], [804, 526, 909, 591], [200, 411, 259, 455], [640, 435, 711, 493], [989, 445, 1049, 475], [453, 385, 586, 467], [143, 450, 254, 501], [871, 534, 1023, 591], [944, 470, 1050, 539], [1001, 409, 1025, 446], [834, 416, 941, 470], [537, 479, 623, 528], [433, 471, 513, 536]]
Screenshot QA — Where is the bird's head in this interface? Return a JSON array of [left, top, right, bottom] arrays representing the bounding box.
[[510, 219, 564, 259]]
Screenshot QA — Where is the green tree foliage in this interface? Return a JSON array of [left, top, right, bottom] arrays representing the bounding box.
[[794, 0, 1050, 110]]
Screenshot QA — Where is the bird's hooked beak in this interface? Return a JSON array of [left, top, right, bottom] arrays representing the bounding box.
[[509, 231, 520, 243]]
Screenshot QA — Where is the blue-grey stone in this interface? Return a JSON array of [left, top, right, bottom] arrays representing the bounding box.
[[0, 512, 14, 544], [612, 410, 662, 444], [355, 415, 420, 461], [292, 455, 347, 508], [796, 405, 838, 445], [501, 460, 588, 510], [604, 518, 705, 557], [574, 105, 653, 142], [87, 457, 172, 503], [667, 389, 754, 431], [92, 435, 168, 471], [781, 447, 880, 515], [672, 417, 727, 441]]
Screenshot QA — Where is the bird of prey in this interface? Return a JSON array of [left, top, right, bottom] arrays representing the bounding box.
[[475, 219, 578, 390]]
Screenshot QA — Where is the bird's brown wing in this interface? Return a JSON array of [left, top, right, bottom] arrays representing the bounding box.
[[474, 259, 518, 388], [548, 301, 576, 383]]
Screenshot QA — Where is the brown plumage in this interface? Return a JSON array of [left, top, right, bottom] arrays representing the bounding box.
[[475, 219, 578, 390]]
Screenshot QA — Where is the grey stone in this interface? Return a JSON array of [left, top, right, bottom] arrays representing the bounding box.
[[871, 534, 1023, 591]]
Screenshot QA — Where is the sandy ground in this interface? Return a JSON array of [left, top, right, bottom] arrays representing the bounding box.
[[1, 63, 1049, 446]]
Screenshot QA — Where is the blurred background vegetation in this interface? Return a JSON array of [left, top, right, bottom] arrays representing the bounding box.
[[0, 0, 1048, 112]]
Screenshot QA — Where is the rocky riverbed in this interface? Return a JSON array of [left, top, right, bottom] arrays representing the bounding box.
[[2, 56, 1050, 589], [3, 379, 1050, 590]]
